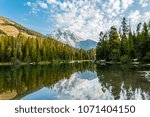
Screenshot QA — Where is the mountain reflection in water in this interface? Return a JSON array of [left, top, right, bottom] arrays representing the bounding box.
[[0, 63, 150, 100]]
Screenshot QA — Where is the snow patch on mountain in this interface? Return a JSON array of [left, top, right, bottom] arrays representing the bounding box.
[[49, 29, 97, 50]]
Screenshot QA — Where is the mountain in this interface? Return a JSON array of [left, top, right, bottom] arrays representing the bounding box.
[[49, 29, 97, 50], [77, 39, 97, 50], [49, 29, 82, 48], [0, 16, 97, 50], [0, 16, 44, 38]]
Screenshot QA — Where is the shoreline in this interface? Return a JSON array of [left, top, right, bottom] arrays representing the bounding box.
[[95, 60, 150, 66], [0, 60, 94, 66]]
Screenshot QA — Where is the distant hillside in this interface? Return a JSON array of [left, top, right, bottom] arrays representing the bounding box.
[[0, 16, 44, 38]]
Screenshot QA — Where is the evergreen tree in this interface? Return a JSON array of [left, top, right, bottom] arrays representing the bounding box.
[[0, 37, 5, 62], [96, 32, 110, 61], [121, 17, 129, 36], [35, 38, 41, 63], [96, 18, 150, 63], [128, 31, 134, 58], [141, 23, 150, 61], [109, 26, 120, 61], [24, 39, 30, 63], [17, 46, 22, 61], [120, 17, 130, 56], [0, 34, 93, 63]]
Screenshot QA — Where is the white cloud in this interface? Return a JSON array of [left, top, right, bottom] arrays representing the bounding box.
[[26, 0, 149, 41], [139, 0, 149, 7], [26, 2, 32, 7], [128, 10, 141, 25], [59, 2, 68, 10], [50, 0, 105, 40], [143, 12, 150, 22], [38, 2, 48, 9], [113, 0, 121, 12], [26, 2, 40, 13], [128, 10, 141, 20], [121, 0, 134, 11], [127, 10, 150, 31], [42, 0, 135, 40], [101, 0, 134, 18], [47, 0, 58, 4], [102, 0, 121, 18]]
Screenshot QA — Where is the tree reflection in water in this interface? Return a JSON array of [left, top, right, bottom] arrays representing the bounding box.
[[97, 64, 150, 100], [0, 62, 95, 100], [0, 63, 150, 100]]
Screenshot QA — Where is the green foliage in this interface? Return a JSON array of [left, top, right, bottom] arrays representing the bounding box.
[[143, 52, 150, 62], [120, 17, 130, 56], [120, 34, 130, 56], [96, 32, 110, 61], [120, 55, 130, 63], [109, 26, 120, 61], [0, 34, 94, 64], [96, 26, 120, 61], [121, 17, 129, 35], [96, 18, 150, 63]]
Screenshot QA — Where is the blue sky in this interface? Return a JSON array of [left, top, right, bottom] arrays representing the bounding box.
[[0, 0, 150, 41]]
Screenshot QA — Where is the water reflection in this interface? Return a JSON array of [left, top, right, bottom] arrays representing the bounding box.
[[97, 65, 150, 100], [0, 63, 95, 99], [22, 71, 103, 100], [0, 63, 150, 100]]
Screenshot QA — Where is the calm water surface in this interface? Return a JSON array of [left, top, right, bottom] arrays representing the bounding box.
[[0, 63, 150, 100]]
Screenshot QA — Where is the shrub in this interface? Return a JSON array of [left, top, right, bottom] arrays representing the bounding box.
[[120, 55, 130, 63]]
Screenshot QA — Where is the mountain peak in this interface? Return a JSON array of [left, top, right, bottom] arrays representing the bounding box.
[[49, 29, 97, 50], [49, 29, 83, 48]]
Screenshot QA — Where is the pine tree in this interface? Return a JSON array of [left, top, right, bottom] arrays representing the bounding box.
[[120, 17, 130, 56], [128, 31, 134, 58], [17, 46, 22, 61], [0, 37, 5, 62], [35, 38, 41, 64], [96, 32, 110, 61], [141, 23, 150, 61], [121, 17, 129, 36], [109, 26, 120, 61], [24, 39, 30, 63]]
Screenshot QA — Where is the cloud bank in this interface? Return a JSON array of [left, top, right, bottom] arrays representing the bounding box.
[[26, 0, 150, 41]]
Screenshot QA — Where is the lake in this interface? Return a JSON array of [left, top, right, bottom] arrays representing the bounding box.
[[0, 63, 150, 100]]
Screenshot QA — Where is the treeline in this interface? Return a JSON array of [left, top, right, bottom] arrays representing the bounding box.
[[0, 34, 95, 64], [96, 17, 150, 62]]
